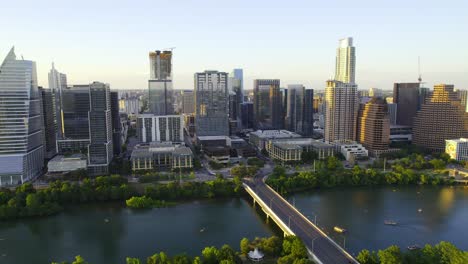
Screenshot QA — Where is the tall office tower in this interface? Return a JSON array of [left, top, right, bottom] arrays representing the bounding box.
[[393, 83, 419, 126], [231, 69, 244, 120], [387, 103, 397, 125], [253, 79, 283, 130], [324, 80, 358, 143], [110, 91, 122, 156], [57, 83, 113, 175], [280, 88, 288, 129], [240, 102, 254, 130], [369, 88, 383, 98], [195, 71, 229, 136], [148, 50, 174, 115], [303, 89, 314, 137], [229, 91, 238, 120], [137, 114, 183, 142], [39, 87, 57, 159], [413, 84, 468, 151], [335, 37, 356, 83], [357, 97, 390, 154], [88, 82, 113, 175], [0, 48, 44, 186], [286, 85, 305, 133], [181, 90, 195, 114], [48, 63, 67, 138], [456, 89, 468, 112]]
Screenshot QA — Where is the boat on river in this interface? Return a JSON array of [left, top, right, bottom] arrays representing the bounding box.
[[384, 220, 398, 226], [407, 245, 421, 251], [333, 226, 346, 233]]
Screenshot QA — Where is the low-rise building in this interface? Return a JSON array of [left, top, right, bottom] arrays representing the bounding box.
[[47, 154, 87, 174], [340, 143, 368, 161], [249, 130, 301, 150], [265, 138, 335, 162], [130, 142, 193, 171], [204, 146, 231, 164], [446, 138, 468, 161]]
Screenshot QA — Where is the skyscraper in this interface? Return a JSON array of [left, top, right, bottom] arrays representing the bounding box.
[[253, 79, 283, 130], [303, 89, 314, 137], [48, 63, 67, 139], [39, 87, 57, 159], [110, 91, 122, 156], [0, 48, 44, 186], [137, 114, 184, 143], [181, 90, 195, 114], [148, 50, 174, 115], [195, 70, 229, 136], [324, 80, 358, 143], [393, 83, 419, 127], [231, 69, 243, 121], [357, 97, 390, 155], [57, 82, 113, 175], [335, 37, 356, 83], [413, 84, 468, 151], [240, 102, 254, 130], [286, 85, 305, 133]]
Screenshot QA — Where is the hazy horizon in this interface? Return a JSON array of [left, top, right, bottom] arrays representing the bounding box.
[[2, 0, 467, 91]]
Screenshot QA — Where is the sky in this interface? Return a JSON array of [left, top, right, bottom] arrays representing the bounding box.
[[2, 0, 468, 91]]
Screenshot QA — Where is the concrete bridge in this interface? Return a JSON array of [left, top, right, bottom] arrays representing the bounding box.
[[243, 177, 358, 264]]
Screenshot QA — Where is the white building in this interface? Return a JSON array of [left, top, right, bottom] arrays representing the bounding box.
[[335, 37, 356, 84], [446, 138, 468, 161], [324, 80, 359, 143], [340, 143, 368, 161], [137, 114, 183, 143], [0, 48, 44, 186]]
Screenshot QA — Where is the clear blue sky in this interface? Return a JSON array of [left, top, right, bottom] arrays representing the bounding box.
[[2, 0, 467, 91]]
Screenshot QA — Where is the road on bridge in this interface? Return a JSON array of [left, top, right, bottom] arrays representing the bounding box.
[[245, 175, 357, 264]]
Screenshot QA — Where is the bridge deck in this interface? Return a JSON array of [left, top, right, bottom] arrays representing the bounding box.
[[244, 178, 358, 264]]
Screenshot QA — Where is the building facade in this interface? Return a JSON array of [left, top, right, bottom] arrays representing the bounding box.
[[324, 80, 358, 143], [137, 114, 184, 143], [110, 91, 122, 156], [131, 142, 193, 171], [39, 87, 57, 159], [194, 71, 229, 136], [0, 48, 45, 186], [181, 90, 195, 114], [393, 83, 419, 127], [48, 63, 67, 139], [445, 138, 468, 161], [335, 37, 356, 83], [148, 50, 174, 115], [253, 79, 283, 130], [413, 84, 468, 151], [240, 102, 254, 130], [357, 97, 390, 155]]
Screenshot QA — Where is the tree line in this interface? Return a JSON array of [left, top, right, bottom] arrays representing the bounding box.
[[51, 235, 311, 264]]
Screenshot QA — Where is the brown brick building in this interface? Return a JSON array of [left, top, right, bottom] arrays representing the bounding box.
[[357, 97, 390, 155]]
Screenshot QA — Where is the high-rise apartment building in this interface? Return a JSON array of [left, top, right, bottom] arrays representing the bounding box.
[[357, 97, 390, 154], [285, 85, 314, 136], [413, 84, 468, 151], [181, 90, 195, 114], [253, 79, 283, 130], [194, 71, 229, 136], [148, 50, 174, 115], [393, 83, 419, 127], [231, 69, 244, 121], [137, 114, 184, 143], [0, 48, 44, 186], [335, 37, 356, 83], [57, 82, 113, 175], [39, 87, 57, 159], [324, 80, 358, 143]]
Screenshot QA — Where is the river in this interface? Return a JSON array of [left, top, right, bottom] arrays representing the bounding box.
[[0, 186, 467, 263]]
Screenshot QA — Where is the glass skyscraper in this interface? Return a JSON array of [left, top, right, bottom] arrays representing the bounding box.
[[335, 37, 356, 84], [195, 70, 229, 136], [0, 48, 44, 186]]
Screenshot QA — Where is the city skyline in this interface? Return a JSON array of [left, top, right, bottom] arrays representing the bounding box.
[[2, 0, 468, 91]]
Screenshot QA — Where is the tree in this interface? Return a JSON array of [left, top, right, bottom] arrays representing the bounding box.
[[240, 237, 250, 255], [377, 245, 402, 264], [356, 249, 379, 264], [71, 256, 88, 264], [126, 257, 141, 264], [201, 246, 220, 264], [430, 159, 446, 170]]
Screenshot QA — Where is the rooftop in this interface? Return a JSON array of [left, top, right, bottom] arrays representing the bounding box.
[[250, 130, 301, 139]]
